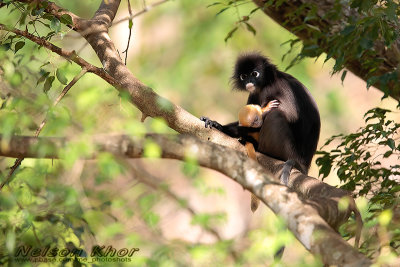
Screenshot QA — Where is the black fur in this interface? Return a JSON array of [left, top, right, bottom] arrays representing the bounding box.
[[201, 52, 321, 177], [231, 52, 277, 91]]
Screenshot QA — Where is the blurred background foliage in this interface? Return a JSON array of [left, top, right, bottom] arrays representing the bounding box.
[[0, 0, 399, 266]]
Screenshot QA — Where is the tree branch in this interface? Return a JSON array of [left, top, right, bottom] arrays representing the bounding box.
[[113, 0, 171, 26], [0, 133, 371, 266], [0, 24, 115, 85], [16, 0, 83, 31], [92, 0, 121, 27]]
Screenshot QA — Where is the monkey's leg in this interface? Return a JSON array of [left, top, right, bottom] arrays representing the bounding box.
[[258, 111, 297, 186]]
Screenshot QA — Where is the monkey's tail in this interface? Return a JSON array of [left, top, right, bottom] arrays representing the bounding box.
[[280, 159, 296, 185]]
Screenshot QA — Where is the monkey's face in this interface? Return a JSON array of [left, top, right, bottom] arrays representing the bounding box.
[[232, 53, 268, 93]]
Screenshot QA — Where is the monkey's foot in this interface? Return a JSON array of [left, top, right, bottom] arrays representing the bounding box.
[[200, 116, 222, 130]]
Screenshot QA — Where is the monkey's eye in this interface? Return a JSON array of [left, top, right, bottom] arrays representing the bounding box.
[[251, 71, 260, 77], [240, 74, 247, 81]]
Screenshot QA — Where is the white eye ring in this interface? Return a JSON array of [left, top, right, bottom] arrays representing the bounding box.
[[251, 71, 260, 77], [240, 74, 247, 81]]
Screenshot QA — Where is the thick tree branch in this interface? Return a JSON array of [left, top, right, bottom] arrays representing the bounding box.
[[252, 0, 400, 101], [0, 133, 371, 266], [92, 0, 121, 27]]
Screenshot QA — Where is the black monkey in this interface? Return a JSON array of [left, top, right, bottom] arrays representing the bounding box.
[[200, 52, 320, 185]]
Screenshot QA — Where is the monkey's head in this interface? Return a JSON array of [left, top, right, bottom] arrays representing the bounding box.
[[238, 104, 263, 128], [232, 52, 276, 93]]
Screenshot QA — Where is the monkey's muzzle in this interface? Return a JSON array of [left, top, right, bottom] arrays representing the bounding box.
[[246, 83, 256, 92]]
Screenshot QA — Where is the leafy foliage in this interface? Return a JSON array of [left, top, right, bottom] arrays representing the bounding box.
[[316, 108, 399, 200], [316, 108, 400, 256], [282, 0, 400, 97], [207, 0, 259, 42]]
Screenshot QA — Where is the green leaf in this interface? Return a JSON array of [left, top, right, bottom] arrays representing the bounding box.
[[207, 2, 222, 8], [318, 159, 332, 178], [43, 75, 55, 93], [301, 44, 320, 57], [385, 1, 397, 21], [56, 68, 68, 85], [50, 17, 61, 33], [249, 7, 259, 15], [216, 7, 230, 16], [387, 138, 395, 150], [60, 14, 73, 25], [37, 70, 50, 85], [224, 27, 238, 42], [14, 41, 25, 53], [341, 70, 347, 83], [341, 25, 355, 36], [383, 150, 392, 158], [390, 185, 400, 193], [244, 22, 256, 35]]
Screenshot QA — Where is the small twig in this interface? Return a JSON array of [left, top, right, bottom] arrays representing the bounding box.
[[0, 68, 87, 190], [0, 24, 115, 85], [113, 0, 171, 26], [35, 68, 87, 136], [122, 0, 133, 65]]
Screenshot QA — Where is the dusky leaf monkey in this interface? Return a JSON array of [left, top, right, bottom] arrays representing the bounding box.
[[201, 52, 321, 185]]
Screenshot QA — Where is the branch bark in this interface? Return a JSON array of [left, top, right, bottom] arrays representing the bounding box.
[[0, 133, 371, 266]]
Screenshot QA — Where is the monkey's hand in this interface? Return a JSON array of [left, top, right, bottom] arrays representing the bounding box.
[[262, 99, 280, 113], [200, 117, 223, 130]]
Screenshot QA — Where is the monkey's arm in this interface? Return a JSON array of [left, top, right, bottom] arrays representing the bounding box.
[[200, 117, 260, 137]]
